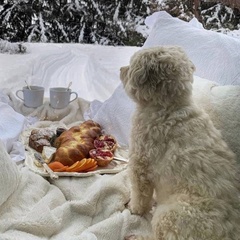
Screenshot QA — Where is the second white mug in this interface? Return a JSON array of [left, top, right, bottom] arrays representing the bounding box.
[[50, 87, 78, 109]]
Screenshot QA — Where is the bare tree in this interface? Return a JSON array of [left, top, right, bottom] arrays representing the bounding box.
[[194, 0, 203, 22]]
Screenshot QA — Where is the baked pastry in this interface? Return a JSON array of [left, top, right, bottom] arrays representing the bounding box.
[[52, 120, 102, 166], [29, 129, 55, 153]]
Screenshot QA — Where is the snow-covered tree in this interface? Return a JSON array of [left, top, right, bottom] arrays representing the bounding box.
[[0, 0, 239, 45], [156, 0, 239, 32], [0, 0, 151, 46], [0, 39, 27, 54]]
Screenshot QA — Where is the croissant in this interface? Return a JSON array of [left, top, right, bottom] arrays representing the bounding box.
[[52, 120, 102, 166]]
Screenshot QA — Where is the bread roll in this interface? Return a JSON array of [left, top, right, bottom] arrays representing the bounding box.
[[52, 120, 102, 166]]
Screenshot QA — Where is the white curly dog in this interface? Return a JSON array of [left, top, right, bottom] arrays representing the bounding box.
[[120, 46, 240, 240]]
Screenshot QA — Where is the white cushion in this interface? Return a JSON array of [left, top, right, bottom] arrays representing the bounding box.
[[143, 11, 240, 85]]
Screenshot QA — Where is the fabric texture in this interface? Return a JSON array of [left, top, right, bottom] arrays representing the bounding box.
[[0, 140, 20, 207], [2, 88, 90, 125], [143, 11, 240, 85], [0, 99, 26, 153]]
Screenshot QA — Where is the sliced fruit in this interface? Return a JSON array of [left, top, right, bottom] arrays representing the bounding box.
[[74, 158, 97, 172], [54, 166, 69, 172], [89, 149, 113, 167], [78, 159, 97, 171], [52, 158, 98, 172], [65, 159, 88, 172], [48, 161, 65, 171], [94, 135, 117, 152], [65, 160, 81, 172], [83, 165, 98, 172]]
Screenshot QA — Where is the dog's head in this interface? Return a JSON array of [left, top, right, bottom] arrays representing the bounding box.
[[120, 46, 195, 107]]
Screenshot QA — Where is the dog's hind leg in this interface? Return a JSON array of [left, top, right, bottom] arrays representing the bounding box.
[[150, 198, 225, 240]]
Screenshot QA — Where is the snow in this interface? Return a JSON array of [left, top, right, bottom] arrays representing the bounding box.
[[113, 2, 121, 22], [0, 43, 139, 102]]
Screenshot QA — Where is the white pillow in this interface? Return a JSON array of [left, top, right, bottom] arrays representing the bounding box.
[[192, 76, 240, 161], [85, 85, 134, 147], [143, 11, 240, 85]]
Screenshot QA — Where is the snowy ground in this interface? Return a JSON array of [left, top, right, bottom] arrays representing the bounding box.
[[0, 43, 139, 102]]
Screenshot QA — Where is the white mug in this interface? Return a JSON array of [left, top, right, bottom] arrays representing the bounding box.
[[16, 86, 45, 108], [50, 87, 78, 109]]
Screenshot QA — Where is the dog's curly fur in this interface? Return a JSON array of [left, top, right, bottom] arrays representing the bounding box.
[[120, 46, 240, 240]]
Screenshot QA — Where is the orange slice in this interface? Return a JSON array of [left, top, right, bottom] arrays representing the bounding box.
[[65, 161, 80, 171], [48, 161, 65, 171], [66, 159, 87, 172], [83, 165, 98, 172], [75, 158, 97, 172], [54, 166, 69, 172]]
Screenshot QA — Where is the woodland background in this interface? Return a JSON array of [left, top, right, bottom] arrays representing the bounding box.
[[0, 0, 239, 46]]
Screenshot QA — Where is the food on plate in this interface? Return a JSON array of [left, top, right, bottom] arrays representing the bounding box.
[[29, 121, 118, 171], [65, 158, 97, 172], [48, 162, 69, 172], [50, 127, 67, 145], [29, 128, 55, 153], [89, 134, 117, 166], [48, 158, 97, 173], [56, 127, 67, 137], [34, 146, 56, 167], [89, 148, 114, 167], [52, 120, 102, 166], [93, 135, 117, 152], [42, 146, 56, 161]]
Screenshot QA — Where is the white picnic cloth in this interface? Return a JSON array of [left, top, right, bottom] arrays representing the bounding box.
[[0, 88, 153, 239]]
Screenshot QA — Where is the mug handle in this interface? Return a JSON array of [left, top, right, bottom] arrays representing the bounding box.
[[69, 92, 78, 103], [16, 90, 24, 101]]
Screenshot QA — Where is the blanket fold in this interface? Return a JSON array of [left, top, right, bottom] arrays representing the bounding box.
[[3, 88, 90, 124]]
